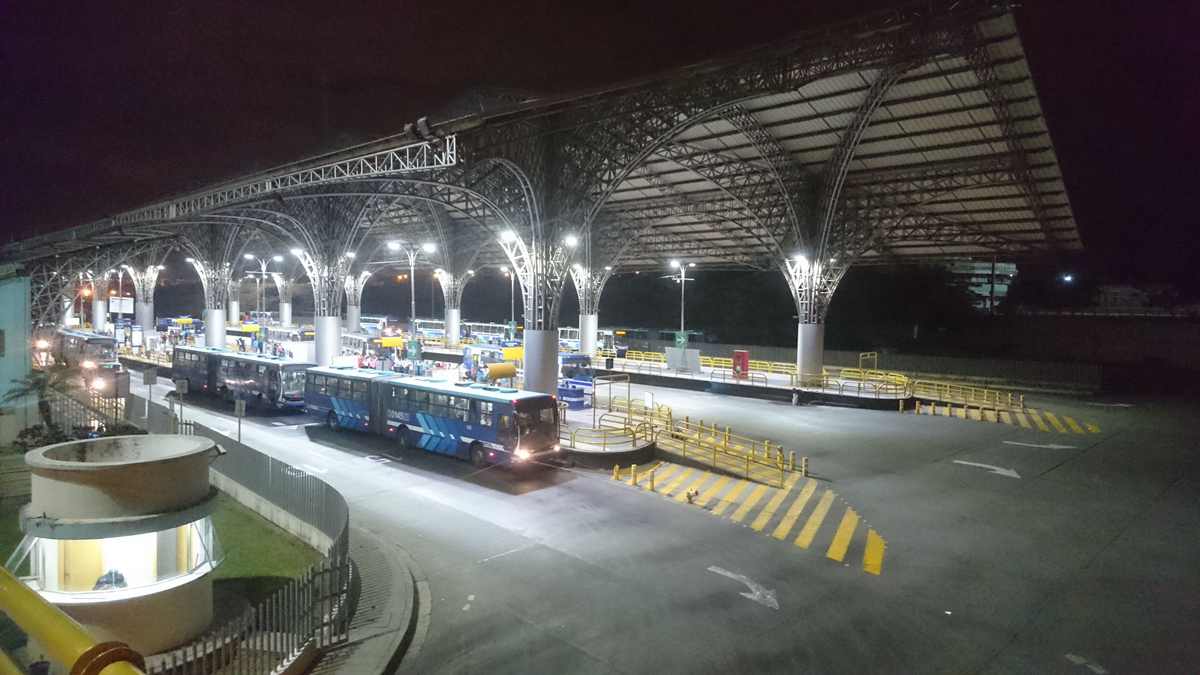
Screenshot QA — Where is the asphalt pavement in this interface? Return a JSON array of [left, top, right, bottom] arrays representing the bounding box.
[[133, 371, 1199, 674]]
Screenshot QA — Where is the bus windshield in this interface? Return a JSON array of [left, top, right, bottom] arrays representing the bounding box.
[[281, 368, 307, 398], [87, 341, 116, 362], [514, 398, 558, 440]]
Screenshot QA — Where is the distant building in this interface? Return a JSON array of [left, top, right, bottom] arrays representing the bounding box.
[[944, 260, 1017, 313]]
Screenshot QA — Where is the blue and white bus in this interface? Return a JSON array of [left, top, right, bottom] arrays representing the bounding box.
[[304, 366, 561, 467], [172, 345, 314, 409]]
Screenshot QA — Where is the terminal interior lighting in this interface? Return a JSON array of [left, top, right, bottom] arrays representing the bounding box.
[[243, 253, 254, 260], [604, 265, 612, 271], [91, 377, 105, 390], [34, 339, 49, 350], [272, 255, 283, 262], [563, 234, 579, 248], [345, 251, 356, 259], [421, 242, 437, 254], [1062, 273, 1074, 283], [290, 248, 303, 256], [184, 257, 195, 263], [499, 230, 517, 243], [688, 262, 696, 268], [669, 260, 681, 269], [387, 241, 401, 251]]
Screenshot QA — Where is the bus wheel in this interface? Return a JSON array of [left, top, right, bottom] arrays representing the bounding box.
[[326, 411, 339, 431], [470, 442, 487, 468]]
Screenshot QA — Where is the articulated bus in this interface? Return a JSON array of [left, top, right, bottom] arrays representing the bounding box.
[[172, 345, 314, 409], [51, 328, 129, 397], [304, 366, 561, 467]]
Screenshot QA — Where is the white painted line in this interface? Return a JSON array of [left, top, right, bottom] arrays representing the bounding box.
[[952, 460, 1020, 479], [477, 545, 532, 564], [1003, 441, 1078, 450], [706, 565, 779, 610], [1084, 402, 1134, 408]]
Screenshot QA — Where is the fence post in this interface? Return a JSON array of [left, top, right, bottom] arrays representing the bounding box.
[[745, 454, 750, 479], [789, 451, 795, 472], [899, 399, 904, 413], [612, 464, 620, 481], [629, 464, 637, 486], [724, 426, 730, 444], [649, 469, 655, 492], [915, 400, 921, 415], [802, 457, 809, 477]]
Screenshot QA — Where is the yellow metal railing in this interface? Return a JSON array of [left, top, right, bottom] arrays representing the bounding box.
[[561, 418, 656, 451], [0, 567, 145, 675], [117, 346, 172, 368], [911, 379, 1024, 410]]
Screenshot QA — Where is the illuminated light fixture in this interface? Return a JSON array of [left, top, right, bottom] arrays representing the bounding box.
[[243, 253, 254, 260], [514, 448, 531, 461], [81, 360, 96, 370], [796, 254, 810, 272], [434, 268, 444, 276], [184, 257, 195, 263], [1062, 273, 1074, 283], [572, 263, 583, 271], [290, 248, 303, 256], [467, 269, 475, 275], [91, 378, 105, 390], [604, 265, 612, 271], [34, 339, 50, 350], [499, 230, 517, 243], [109, 290, 116, 296], [272, 255, 283, 262], [345, 251, 356, 259], [387, 241, 401, 251], [156, 265, 166, 270], [669, 260, 681, 269], [563, 234, 579, 248], [688, 262, 695, 268], [829, 257, 837, 264], [421, 242, 437, 254]]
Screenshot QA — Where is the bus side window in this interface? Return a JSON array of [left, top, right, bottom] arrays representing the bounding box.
[[479, 401, 493, 427], [498, 414, 510, 430], [451, 396, 469, 422], [353, 380, 369, 402], [337, 378, 353, 400]]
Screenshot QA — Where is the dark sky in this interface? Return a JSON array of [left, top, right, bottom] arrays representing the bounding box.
[[2, 1, 1196, 289]]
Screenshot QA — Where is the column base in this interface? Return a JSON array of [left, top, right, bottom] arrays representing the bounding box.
[[314, 315, 341, 367], [579, 313, 598, 355], [204, 308, 226, 348], [522, 329, 559, 395], [445, 308, 461, 348], [796, 322, 825, 383]]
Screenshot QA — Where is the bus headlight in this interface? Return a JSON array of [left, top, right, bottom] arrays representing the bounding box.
[[553, 444, 561, 452], [91, 378, 105, 390], [81, 360, 96, 370], [514, 448, 531, 461], [34, 339, 49, 350]]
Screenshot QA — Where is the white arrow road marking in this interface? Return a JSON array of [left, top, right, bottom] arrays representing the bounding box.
[[706, 566, 779, 610], [952, 460, 1020, 479], [1084, 402, 1134, 408], [1003, 441, 1078, 450]]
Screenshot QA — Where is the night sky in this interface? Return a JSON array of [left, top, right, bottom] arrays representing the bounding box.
[[2, 1, 1196, 294]]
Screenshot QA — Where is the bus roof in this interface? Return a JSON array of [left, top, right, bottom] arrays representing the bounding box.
[[176, 345, 313, 368], [57, 328, 115, 342], [379, 374, 551, 403], [307, 365, 396, 381]]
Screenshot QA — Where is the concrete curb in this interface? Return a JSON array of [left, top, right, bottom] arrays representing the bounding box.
[[564, 441, 657, 469]]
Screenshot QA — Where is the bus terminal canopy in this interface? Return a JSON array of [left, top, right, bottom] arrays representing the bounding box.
[[6, 0, 1079, 339]]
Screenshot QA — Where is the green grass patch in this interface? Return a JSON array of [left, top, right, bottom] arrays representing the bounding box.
[[0, 500, 25, 567], [210, 492, 322, 608]]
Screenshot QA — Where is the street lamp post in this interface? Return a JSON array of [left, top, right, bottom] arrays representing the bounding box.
[[667, 260, 696, 334], [500, 266, 514, 325], [386, 241, 437, 334], [243, 254, 283, 349]]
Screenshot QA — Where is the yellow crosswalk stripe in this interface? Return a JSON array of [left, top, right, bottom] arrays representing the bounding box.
[[771, 479, 818, 540], [651, 463, 681, 486], [1043, 411, 1068, 434], [661, 468, 696, 496], [711, 479, 751, 516], [674, 472, 715, 503], [826, 508, 860, 562], [1086, 423, 1101, 433], [1015, 411, 1031, 429], [750, 473, 803, 531], [795, 489, 836, 549], [636, 462, 664, 486], [696, 475, 731, 508], [730, 484, 770, 523], [956, 405, 966, 419], [1000, 411, 1012, 425], [1064, 416, 1086, 434], [863, 529, 886, 575], [1027, 409, 1050, 432]]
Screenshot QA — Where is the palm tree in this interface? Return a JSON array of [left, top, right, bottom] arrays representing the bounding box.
[[1, 364, 83, 429]]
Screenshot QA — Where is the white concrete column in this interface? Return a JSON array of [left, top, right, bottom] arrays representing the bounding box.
[[91, 298, 108, 333], [279, 301, 293, 327], [61, 297, 74, 326], [135, 300, 154, 331], [796, 322, 825, 381], [314, 315, 341, 367], [579, 313, 598, 355], [445, 308, 461, 348], [204, 308, 226, 348], [345, 305, 361, 333], [226, 300, 240, 325], [523, 329, 559, 395]]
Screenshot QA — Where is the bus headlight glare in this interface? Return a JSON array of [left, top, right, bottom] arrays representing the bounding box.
[[553, 444, 561, 452], [34, 339, 49, 350], [91, 378, 105, 389], [514, 448, 531, 461], [81, 360, 96, 370]]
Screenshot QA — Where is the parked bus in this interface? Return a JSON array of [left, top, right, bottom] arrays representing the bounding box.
[[305, 366, 561, 467], [51, 328, 129, 397], [172, 345, 314, 409]]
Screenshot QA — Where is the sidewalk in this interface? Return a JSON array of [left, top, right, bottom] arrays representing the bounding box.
[[308, 524, 427, 674]]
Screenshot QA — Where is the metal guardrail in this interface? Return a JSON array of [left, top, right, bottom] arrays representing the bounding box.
[[910, 379, 1024, 410]]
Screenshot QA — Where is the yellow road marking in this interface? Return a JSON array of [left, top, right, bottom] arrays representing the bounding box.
[[863, 529, 886, 575], [1027, 409, 1050, 432], [1064, 416, 1086, 434], [771, 479, 818, 540], [711, 480, 751, 516], [696, 475, 731, 508], [730, 484, 770, 523], [636, 462, 664, 486], [1015, 411, 1031, 429], [1086, 423, 1101, 433], [675, 472, 715, 503], [826, 508, 860, 562], [750, 473, 803, 531], [1043, 411, 1068, 434], [795, 489, 836, 549], [651, 463, 681, 487], [956, 406, 966, 419], [661, 468, 696, 496]]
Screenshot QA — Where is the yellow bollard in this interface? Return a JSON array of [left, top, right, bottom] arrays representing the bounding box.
[[945, 402, 951, 416], [630, 464, 638, 486], [915, 400, 921, 415], [612, 464, 620, 480], [724, 426, 731, 444], [745, 454, 751, 479], [649, 469, 656, 492], [899, 399, 904, 413]]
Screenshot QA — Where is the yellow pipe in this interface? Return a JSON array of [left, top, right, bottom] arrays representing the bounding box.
[[0, 567, 144, 675], [0, 649, 22, 675]]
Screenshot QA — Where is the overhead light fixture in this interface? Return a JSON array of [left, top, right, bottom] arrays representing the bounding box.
[[688, 262, 695, 268], [499, 230, 517, 243], [421, 242, 437, 254], [434, 268, 444, 275], [572, 263, 583, 271], [345, 251, 356, 259], [272, 255, 283, 262], [387, 241, 401, 251], [290, 248, 303, 256], [243, 253, 254, 260], [563, 234, 579, 248], [500, 265, 508, 273], [604, 265, 612, 271], [156, 265, 166, 270], [669, 260, 681, 269]]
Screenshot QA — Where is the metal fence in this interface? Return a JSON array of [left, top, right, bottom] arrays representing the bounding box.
[[122, 394, 353, 674]]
